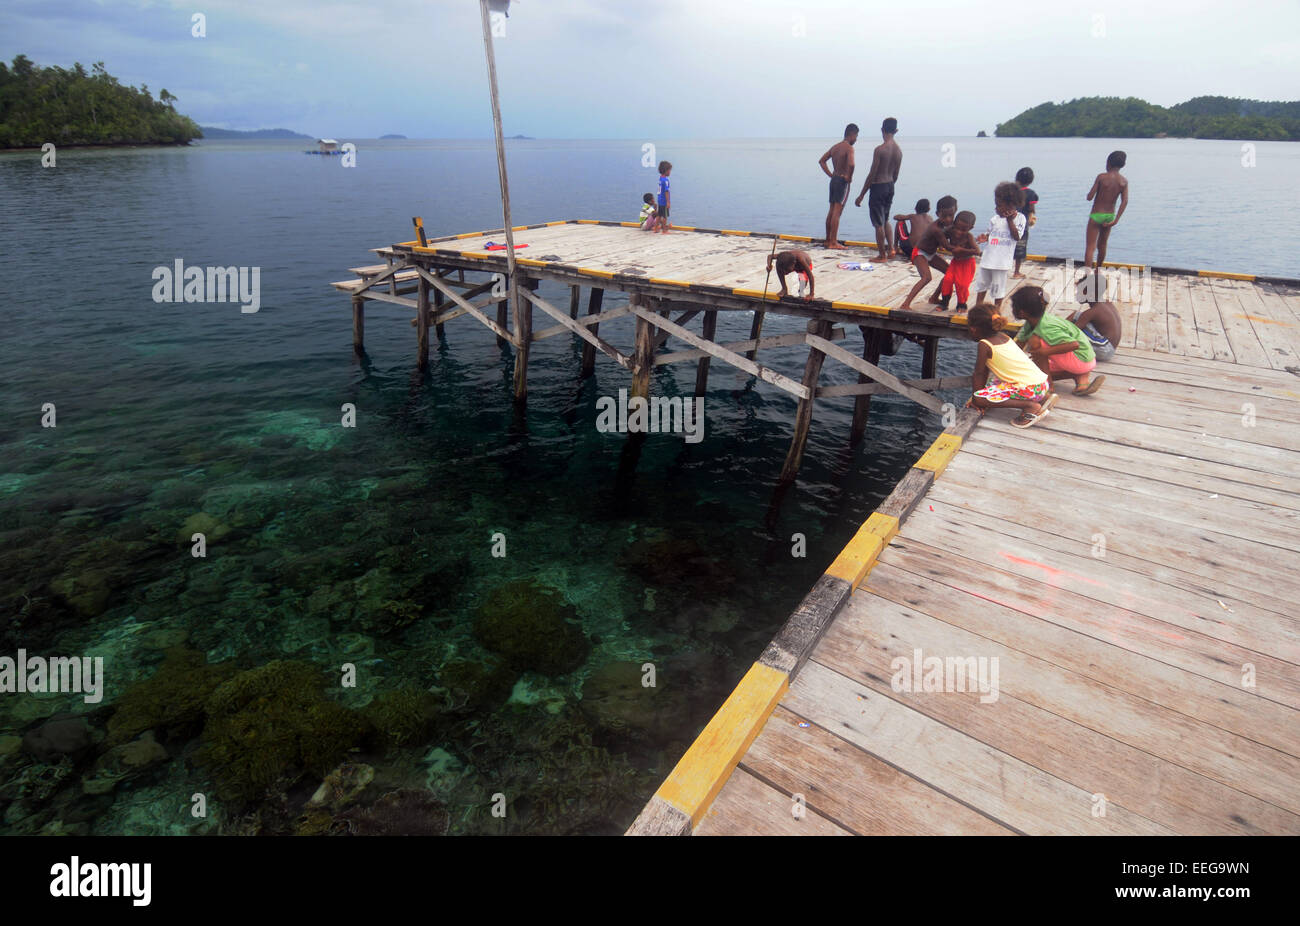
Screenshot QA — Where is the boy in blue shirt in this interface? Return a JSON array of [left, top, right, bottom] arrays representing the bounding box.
[[657, 160, 672, 234]]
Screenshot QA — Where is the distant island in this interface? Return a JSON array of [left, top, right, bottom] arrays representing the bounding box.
[[997, 96, 1300, 141], [976, 130, 987, 137], [509, 134, 533, 139], [0, 56, 200, 148], [199, 126, 312, 139], [380, 133, 407, 139]]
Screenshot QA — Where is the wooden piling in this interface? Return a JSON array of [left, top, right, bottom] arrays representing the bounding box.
[[921, 335, 938, 380], [579, 287, 605, 377], [850, 327, 883, 445], [416, 272, 430, 368], [695, 310, 717, 397], [746, 311, 766, 362], [496, 284, 510, 349], [569, 284, 581, 319], [779, 319, 833, 483], [513, 277, 535, 403], [630, 296, 655, 401], [351, 296, 364, 353], [434, 285, 446, 342]]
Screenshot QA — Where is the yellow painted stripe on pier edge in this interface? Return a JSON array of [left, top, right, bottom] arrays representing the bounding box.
[[670, 225, 695, 231], [461, 251, 493, 259], [397, 239, 420, 247], [831, 300, 890, 316], [779, 234, 814, 242], [824, 524, 885, 590], [579, 267, 616, 279], [619, 221, 642, 227], [1101, 260, 1145, 270], [656, 662, 788, 826], [545, 220, 568, 226], [732, 287, 779, 301], [650, 278, 690, 287], [720, 229, 751, 236], [515, 257, 546, 267], [456, 232, 486, 239], [914, 433, 963, 478], [576, 219, 600, 224], [842, 239, 879, 249], [410, 246, 438, 255], [1199, 269, 1255, 281]]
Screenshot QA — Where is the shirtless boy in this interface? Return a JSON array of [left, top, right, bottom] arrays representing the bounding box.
[[899, 195, 955, 311], [766, 249, 816, 300], [893, 198, 931, 263], [1085, 150, 1128, 268], [819, 124, 858, 250], [853, 118, 902, 262], [1067, 270, 1121, 361]]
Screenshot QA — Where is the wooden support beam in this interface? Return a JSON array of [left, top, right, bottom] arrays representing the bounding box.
[[921, 335, 939, 379], [580, 287, 605, 377], [351, 296, 364, 353], [433, 286, 446, 341], [652, 309, 700, 350], [851, 327, 882, 445], [340, 260, 407, 296], [629, 305, 809, 400], [746, 311, 766, 362], [695, 310, 717, 397], [779, 319, 834, 483], [521, 287, 634, 372], [569, 284, 581, 319], [818, 375, 969, 398], [418, 267, 516, 346], [808, 333, 945, 413], [532, 304, 632, 342], [656, 328, 846, 366], [513, 277, 536, 403], [416, 271, 430, 368]]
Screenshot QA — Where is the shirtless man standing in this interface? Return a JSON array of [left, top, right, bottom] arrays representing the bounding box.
[[854, 117, 902, 262], [819, 123, 858, 250]]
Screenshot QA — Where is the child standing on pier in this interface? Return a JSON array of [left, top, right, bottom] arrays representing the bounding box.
[[656, 161, 672, 234], [1085, 151, 1128, 267], [972, 182, 1026, 314], [1012, 285, 1105, 395], [1012, 167, 1038, 279], [899, 195, 955, 311], [639, 193, 657, 231], [893, 199, 932, 264], [966, 305, 1055, 428], [936, 210, 980, 311]]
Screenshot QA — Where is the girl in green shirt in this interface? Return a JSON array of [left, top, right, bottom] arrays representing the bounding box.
[[1011, 286, 1105, 395]]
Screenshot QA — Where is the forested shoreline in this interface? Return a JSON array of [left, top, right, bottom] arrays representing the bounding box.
[[997, 96, 1300, 141], [0, 56, 201, 149]]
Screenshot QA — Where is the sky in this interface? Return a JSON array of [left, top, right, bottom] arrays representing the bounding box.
[[3, 0, 1299, 138]]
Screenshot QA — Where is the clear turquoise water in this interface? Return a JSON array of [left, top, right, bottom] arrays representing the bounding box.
[[0, 136, 1289, 835]]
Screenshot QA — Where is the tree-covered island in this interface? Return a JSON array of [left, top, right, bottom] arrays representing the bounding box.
[[0, 56, 201, 148], [996, 96, 1300, 141]]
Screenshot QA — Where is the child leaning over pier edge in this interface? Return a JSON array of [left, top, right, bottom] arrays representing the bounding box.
[[966, 305, 1055, 429], [1012, 285, 1105, 395]]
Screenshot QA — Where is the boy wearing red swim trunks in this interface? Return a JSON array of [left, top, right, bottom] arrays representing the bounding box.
[[936, 210, 979, 311]]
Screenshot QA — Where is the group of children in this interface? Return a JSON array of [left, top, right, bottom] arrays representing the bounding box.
[[639, 160, 673, 233]]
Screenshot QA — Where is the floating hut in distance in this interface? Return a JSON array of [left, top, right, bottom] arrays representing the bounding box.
[[308, 138, 341, 155]]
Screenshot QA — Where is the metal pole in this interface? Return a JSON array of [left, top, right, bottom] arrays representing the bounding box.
[[479, 0, 517, 328]]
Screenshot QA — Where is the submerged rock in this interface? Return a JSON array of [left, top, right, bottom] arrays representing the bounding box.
[[436, 655, 517, 714], [472, 579, 590, 676], [22, 716, 96, 764], [579, 660, 695, 744], [306, 762, 375, 810], [81, 731, 169, 796], [197, 660, 368, 802], [106, 647, 236, 746], [337, 788, 449, 836]]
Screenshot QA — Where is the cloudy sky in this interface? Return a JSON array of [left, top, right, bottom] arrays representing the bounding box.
[[3, 0, 1298, 137]]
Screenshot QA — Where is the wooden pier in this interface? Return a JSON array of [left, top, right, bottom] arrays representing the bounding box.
[[628, 278, 1300, 835], [333, 218, 1298, 482]]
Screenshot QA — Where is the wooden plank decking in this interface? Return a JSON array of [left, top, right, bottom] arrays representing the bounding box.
[[631, 278, 1300, 836]]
